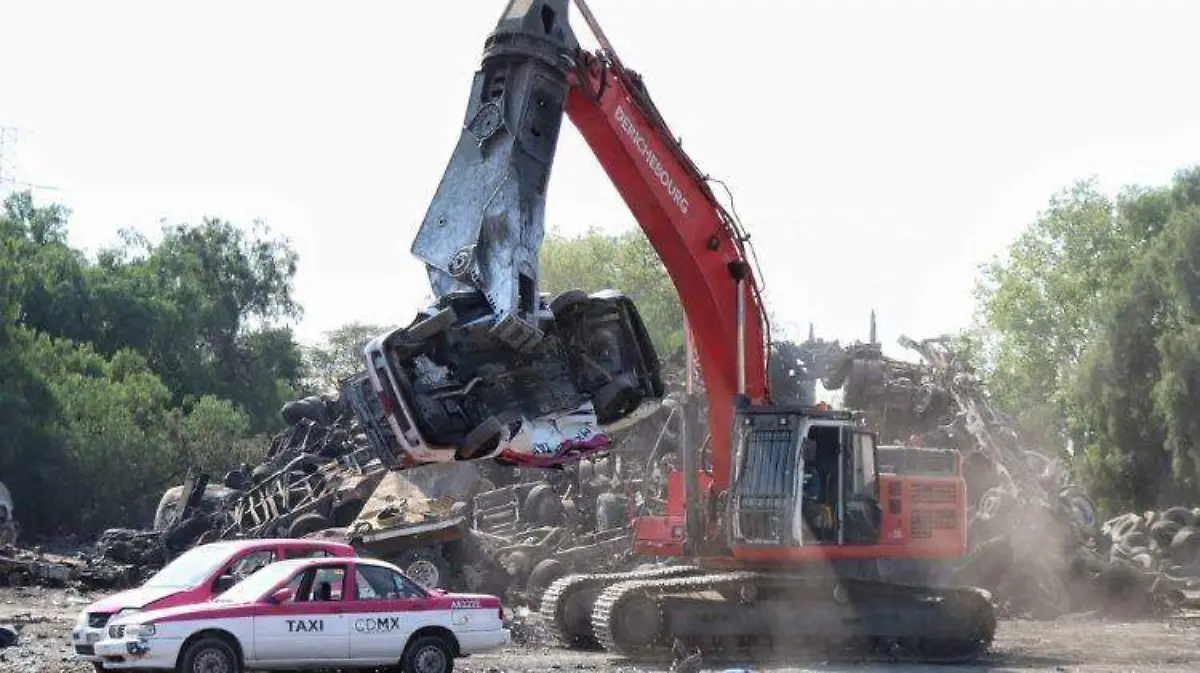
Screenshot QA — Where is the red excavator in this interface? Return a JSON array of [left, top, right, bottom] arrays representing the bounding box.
[[404, 0, 997, 663]]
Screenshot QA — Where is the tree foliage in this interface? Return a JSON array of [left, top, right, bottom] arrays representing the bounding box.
[[0, 191, 292, 533], [5, 192, 303, 432], [974, 167, 1200, 510]]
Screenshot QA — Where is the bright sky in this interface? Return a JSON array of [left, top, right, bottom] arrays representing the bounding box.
[[3, 0, 1200, 359]]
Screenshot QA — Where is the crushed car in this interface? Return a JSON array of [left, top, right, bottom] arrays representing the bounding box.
[[362, 289, 664, 468]]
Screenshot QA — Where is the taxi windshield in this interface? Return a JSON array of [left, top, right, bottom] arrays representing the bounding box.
[[213, 562, 297, 604], [142, 544, 236, 589]]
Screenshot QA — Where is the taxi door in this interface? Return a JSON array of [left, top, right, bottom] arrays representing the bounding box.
[[252, 564, 351, 664], [348, 564, 427, 662]]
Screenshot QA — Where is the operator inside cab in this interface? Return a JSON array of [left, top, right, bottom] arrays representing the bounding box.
[[801, 433, 839, 541], [800, 427, 882, 544]]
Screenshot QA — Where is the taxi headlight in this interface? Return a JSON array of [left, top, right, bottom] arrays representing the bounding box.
[[124, 623, 157, 638]]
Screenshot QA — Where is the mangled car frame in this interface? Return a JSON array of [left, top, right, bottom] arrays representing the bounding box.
[[363, 289, 663, 467]]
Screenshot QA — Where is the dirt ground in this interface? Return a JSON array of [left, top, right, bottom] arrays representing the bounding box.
[[4, 586, 1200, 673]]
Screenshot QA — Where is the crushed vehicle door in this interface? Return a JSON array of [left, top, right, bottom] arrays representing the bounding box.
[[252, 563, 350, 663], [348, 563, 430, 660]]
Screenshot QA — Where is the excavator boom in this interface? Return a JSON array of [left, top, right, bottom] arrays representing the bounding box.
[[561, 10, 771, 492]]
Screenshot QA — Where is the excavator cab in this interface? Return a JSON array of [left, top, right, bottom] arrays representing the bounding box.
[[719, 404, 964, 561], [730, 406, 882, 548]]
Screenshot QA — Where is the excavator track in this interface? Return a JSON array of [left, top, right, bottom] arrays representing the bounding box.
[[591, 571, 997, 665], [538, 565, 701, 649]]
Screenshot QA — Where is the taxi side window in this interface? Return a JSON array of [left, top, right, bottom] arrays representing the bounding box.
[[228, 550, 276, 581], [394, 572, 427, 599], [355, 566, 427, 601], [355, 567, 390, 600], [290, 565, 348, 602]]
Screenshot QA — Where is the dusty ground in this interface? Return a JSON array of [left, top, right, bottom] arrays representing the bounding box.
[[4, 586, 1200, 673]]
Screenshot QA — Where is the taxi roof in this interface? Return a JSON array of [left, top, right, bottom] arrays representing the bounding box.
[[263, 555, 393, 571], [196, 538, 352, 550]]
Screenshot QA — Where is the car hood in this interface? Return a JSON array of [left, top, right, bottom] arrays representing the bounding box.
[[112, 600, 256, 626], [88, 586, 186, 614]]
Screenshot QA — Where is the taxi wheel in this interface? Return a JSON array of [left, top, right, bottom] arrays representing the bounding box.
[[178, 636, 242, 673], [401, 635, 454, 673]]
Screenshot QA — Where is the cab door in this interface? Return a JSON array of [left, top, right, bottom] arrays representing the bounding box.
[[348, 564, 428, 661], [844, 430, 884, 544], [252, 563, 351, 664]]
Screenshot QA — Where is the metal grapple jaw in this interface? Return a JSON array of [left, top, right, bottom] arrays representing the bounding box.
[[410, 0, 579, 352]]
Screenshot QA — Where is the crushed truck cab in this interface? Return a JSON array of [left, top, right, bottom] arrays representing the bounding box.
[[363, 289, 662, 468]]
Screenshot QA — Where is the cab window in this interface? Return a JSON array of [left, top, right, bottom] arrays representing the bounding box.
[[231, 550, 276, 577], [287, 565, 348, 602], [216, 549, 277, 592], [852, 432, 878, 497], [355, 565, 427, 601]]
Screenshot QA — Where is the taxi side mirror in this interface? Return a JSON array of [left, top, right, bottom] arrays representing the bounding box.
[[266, 587, 294, 605], [214, 574, 236, 593]]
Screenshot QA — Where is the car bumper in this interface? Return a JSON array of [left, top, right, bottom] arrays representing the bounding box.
[[458, 628, 510, 654], [71, 627, 106, 662], [93, 637, 183, 669]]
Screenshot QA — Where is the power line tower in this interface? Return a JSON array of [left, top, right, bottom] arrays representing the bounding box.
[[0, 124, 56, 198], [0, 125, 18, 196]]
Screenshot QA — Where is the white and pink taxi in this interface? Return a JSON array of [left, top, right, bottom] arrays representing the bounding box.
[[93, 556, 509, 673]]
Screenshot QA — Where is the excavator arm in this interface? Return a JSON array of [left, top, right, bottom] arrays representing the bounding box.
[[560, 1, 772, 491], [406, 0, 771, 493]]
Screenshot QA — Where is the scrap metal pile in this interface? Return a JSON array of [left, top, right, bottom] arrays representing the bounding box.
[[0, 481, 145, 590], [19, 368, 670, 599], [88, 378, 393, 576], [341, 453, 653, 605]]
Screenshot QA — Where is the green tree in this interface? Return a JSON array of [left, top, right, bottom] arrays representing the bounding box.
[[14, 330, 177, 530], [971, 178, 1136, 445], [302, 322, 390, 393], [169, 395, 262, 478], [0, 192, 299, 532], [3, 192, 306, 432], [975, 166, 1200, 510]]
